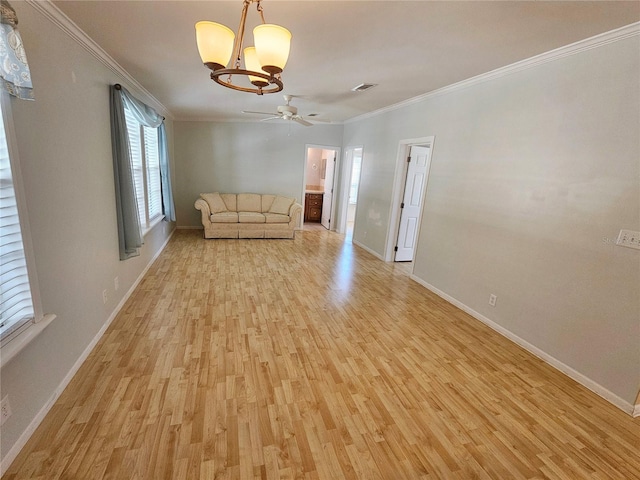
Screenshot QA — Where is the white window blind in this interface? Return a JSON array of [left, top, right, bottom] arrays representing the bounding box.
[[123, 105, 163, 230], [143, 126, 162, 221], [124, 107, 145, 226], [0, 101, 34, 342]]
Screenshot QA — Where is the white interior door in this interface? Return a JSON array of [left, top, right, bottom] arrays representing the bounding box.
[[321, 153, 336, 230], [395, 145, 429, 261]]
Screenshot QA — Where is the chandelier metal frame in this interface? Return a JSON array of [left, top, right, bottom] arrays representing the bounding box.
[[204, 0, 284, 95]]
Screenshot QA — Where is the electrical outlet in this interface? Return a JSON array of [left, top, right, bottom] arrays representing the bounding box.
[[616, 229, 640, 250], [1, 395, 12, 426], [102, 289, 108, 304], [114, 277, 119, 291], [489, 294, 497, 307]]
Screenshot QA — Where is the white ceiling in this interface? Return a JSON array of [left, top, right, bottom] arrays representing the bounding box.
[[52, 1, 639, 123]]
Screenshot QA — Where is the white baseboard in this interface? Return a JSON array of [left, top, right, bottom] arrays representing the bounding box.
[[0, 230, 175, 476], [352, 239, 385, 261], [410, 274, 636, 416], [176, 225, 203, 230]]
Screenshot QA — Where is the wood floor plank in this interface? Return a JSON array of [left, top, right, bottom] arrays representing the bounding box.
[[3, 228, 640, 479]]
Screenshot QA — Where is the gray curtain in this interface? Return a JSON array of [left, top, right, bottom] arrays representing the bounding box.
[[110, 85, 142, 260], [120, 87, 163, 127], [110, 84, 176, 259], [158, 123, 176, 221]]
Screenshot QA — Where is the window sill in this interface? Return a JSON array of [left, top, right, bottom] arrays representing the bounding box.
[[0, 314, 57, 368], [142, 215, 165, 237]]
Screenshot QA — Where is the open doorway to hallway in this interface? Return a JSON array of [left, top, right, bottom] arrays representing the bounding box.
[[338, 146, 363, 240], [303, 145, 340, 230]]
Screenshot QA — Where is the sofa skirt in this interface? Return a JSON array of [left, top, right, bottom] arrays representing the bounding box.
[[203, 223, 295, 239]]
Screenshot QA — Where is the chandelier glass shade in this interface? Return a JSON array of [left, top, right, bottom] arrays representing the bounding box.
[[195, 0, 291, 95]]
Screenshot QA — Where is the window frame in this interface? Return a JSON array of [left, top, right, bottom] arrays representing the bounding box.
[[123, 107, 164, 234], [0, 92, 55, 367]]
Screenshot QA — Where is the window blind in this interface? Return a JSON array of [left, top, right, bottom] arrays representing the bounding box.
[[0, 103, 34, 341], [124, 107, 146, 225], [143, 126, 162, 221]]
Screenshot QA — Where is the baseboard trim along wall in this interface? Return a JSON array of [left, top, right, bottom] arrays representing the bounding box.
[[0, 229, 176, 476], [409, 274, 637, 416], [352, 239, 385, 261]]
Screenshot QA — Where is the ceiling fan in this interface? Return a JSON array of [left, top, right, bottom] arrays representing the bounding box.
[[242, 95, 326, 127]]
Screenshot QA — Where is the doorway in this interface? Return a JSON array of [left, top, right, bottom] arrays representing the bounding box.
[[303, 145, 340, 230], [338, 146, 363, 238], [385, 137, 434, 262]]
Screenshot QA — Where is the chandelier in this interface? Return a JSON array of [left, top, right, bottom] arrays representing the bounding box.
[[195, 0, 291, 95]]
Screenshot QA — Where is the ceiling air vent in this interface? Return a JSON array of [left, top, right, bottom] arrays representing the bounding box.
[[351, 83, 377, 92]]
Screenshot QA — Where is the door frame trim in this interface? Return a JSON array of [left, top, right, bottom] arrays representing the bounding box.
[[384, 136, 435, 262]]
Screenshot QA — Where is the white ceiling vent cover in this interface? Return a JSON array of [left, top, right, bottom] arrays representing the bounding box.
[[351, 83, 378, 92]]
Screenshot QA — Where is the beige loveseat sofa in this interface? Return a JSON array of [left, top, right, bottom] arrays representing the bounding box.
[[195, 193, 302, 239]]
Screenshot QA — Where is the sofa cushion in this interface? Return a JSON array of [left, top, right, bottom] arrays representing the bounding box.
[[261, 194, 276, 213], [269, 195, 295, 215], [201, 192, 227, 213], [221, 193, 237, 212], [237, 193, 261, 212], [211, 212, 239, 223], [264, 213, 290, 224], [238, 212, 266, 223]]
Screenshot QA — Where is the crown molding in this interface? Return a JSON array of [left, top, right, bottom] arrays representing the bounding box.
[[345, 21, 640, 125], [25, 0, 173, 120]]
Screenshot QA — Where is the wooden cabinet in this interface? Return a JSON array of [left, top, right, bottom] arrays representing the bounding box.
[[304, 193, 323, 222]]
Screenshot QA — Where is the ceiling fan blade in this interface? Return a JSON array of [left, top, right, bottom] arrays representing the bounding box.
[[293, 116, 313, 127], [260, 116, 281, 122], [242, 110, 277, 116], [307, 118, 332, 123]]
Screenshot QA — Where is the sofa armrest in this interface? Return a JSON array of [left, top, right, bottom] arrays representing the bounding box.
[[288, 202, 303, 226], [194, 198, 211, 225]]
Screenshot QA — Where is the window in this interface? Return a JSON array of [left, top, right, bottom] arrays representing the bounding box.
[[0, 99, 34, 343], [0, 95, 54, 364], [123, 106, 163, 230]]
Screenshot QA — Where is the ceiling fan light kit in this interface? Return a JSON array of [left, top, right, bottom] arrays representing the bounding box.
[[195, 0, 291, 95]]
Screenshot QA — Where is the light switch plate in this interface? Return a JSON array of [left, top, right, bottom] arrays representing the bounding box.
[[616, 230, 640, 250]]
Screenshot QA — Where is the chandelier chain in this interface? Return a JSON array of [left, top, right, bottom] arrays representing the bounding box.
[[256, 0, 266, 24]]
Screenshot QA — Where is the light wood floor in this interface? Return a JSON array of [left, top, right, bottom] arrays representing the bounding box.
[[4, 229, 640, 479]]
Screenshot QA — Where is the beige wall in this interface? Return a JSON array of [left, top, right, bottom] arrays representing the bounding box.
[[0, 3, 175, 463], [174, 121, 343, 227], [343, 34, 640, 405]]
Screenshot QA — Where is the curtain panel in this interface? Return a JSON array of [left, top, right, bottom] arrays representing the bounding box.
[[118, 85, 175, 221], [0, 0, 34, 100], [110, 85, 142, 260], [110, 84, 176, 260], [158, 123, 176, 221]]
